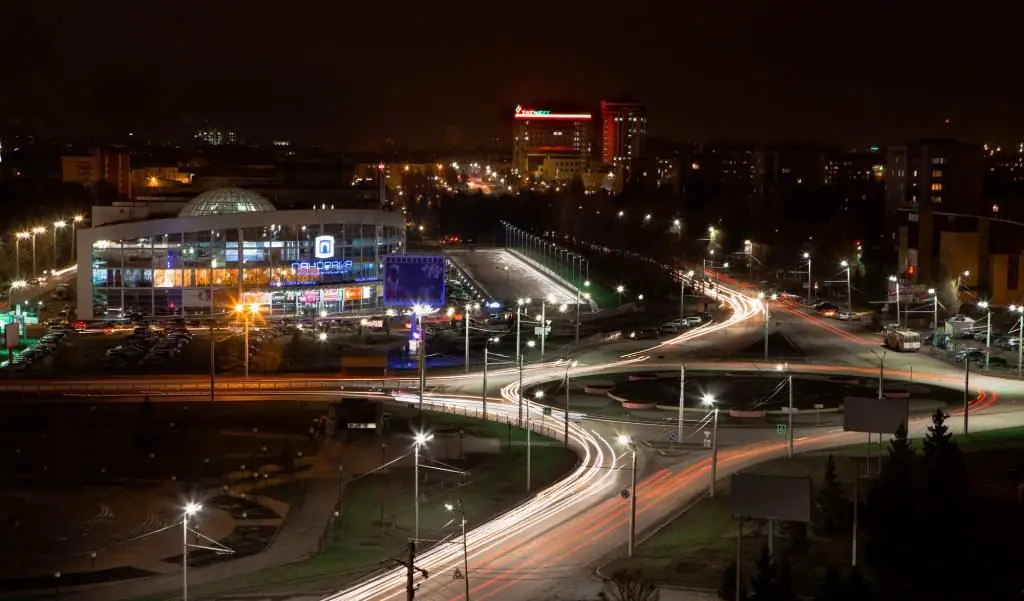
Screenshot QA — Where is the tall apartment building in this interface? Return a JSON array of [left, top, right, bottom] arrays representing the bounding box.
[[600, 101, 647, 184], [60, 149, 132, 199]]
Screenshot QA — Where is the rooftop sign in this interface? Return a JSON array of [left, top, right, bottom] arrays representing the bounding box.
[[514, 104, 591, 120]]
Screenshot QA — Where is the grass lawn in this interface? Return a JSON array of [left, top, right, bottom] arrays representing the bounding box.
[[604, 426, 1024, 594], [148, 409, 579, 598]]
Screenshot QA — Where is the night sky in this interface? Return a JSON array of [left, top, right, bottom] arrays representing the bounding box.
[[3, 1, 1023, 148]]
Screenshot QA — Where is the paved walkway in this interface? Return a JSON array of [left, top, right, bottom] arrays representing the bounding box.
[[63, 441, 345, 601]]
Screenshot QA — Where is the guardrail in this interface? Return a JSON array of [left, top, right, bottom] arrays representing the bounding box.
[[0, 377, 420, 396]]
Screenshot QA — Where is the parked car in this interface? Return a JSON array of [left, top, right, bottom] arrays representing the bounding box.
[[838, 311, 859, 321]]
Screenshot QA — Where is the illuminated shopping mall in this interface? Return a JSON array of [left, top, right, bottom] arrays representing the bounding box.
[[76, 188, 406, 320]]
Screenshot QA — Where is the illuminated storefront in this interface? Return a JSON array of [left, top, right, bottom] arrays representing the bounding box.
[[76, 188, 405, 319]]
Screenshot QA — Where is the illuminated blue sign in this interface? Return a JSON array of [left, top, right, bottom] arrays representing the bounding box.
[[315, 235, 335, 259], [291, 260, 353, 276]]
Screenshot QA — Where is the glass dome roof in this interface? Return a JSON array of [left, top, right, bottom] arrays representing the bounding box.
[[178, 188, 276, 217]]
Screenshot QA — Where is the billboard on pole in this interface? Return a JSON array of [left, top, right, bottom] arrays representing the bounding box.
[[842, 397, 909, 434], [730, 473, 812, 522], [382, 255, 447, 307]]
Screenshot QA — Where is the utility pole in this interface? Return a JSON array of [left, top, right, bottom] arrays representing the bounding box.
[[963, 357, 970, 436], [710, 408, 719, 497], [787, 371, 794, 459], [677, 364, 685, 444]]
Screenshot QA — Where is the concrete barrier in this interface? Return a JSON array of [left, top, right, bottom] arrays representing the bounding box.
[[608, 392, 656, 410], [729, 409, 767, 419]]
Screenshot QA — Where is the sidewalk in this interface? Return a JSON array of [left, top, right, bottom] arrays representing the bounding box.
[[64, 441, 345, 601]]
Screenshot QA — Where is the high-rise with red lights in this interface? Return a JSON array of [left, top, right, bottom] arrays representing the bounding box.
[[600, 101, 647, 182], [511, 105, 592, 184]]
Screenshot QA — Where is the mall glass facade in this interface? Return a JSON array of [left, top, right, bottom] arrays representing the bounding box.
[[87, 217, 405, 318]]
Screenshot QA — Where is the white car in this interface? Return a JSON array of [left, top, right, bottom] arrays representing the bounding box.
[[838, 311, 858, 321]]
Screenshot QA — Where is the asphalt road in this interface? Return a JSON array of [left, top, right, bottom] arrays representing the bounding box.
[[447, 249, 581, 308]]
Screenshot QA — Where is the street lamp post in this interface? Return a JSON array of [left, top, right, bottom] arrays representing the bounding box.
[[541, 295, 555, 358], [702, 395, 719, 497], [516, 298, 530, 362], [413, 305, 431, 413], [72, 216, 84, 262], [444, 501, 471, 600], [677, 364, 685, 444], [234, 303, 259, 379], [757, 292, 776, 361], [413, 432, 433, 545], [616, 285, 625, 307], [929, 288, 939, 343], [30, 226, 44, 279], [745, 240, 753, 280], [889, 275, 901, 328], [182, 502, 202, 601], [464, 302, 479, 373], [52, 221, 66, 270], [979, 301, 992, 370], [8, 280, 26, 315], [563, 360, 577, 448], [617, 435, 638, 557], [841, 260, 852, 315], [1011, 304, 1024, 379], [210, 259, 217, 403], [15, 232, 28, 281], [778, 364, 794, 458], [803, 253, 812, 301], [482, 337, 499, 420]]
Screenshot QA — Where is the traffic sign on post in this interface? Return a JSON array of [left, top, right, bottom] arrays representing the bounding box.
[[453, 567, 464, 580], [667, 432, 677, 442], [776, 424, 787, 434], [542, 407, 552, 416]]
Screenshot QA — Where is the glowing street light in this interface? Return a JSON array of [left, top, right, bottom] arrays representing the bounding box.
[[445, 500, 470, 600], [233, 303, 260, 379], [412, 432, 434, 543], [700, 396, 721, 497], [616, 285, 625, 307], [182, 502, 203, 601], [889, 275, 901, 328]]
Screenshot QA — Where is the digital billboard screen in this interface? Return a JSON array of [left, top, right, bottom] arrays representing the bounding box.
[[382, 255, 446, 307]]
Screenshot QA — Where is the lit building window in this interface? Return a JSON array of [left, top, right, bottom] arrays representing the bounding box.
[[931, 183, 943, 191], [931, 170, 943, 178]]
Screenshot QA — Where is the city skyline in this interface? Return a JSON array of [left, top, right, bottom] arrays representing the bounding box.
[[4, 1, 1024, 148]]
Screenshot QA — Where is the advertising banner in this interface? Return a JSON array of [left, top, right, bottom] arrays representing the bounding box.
[[344, 287, 363, 301], [383, 255, 446, 307]]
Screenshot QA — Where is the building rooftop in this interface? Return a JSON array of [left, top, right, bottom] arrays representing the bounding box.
[[178, 187, 276, 217]]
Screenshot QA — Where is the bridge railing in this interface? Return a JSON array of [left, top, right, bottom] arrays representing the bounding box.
[[0, 377, 421, 396]]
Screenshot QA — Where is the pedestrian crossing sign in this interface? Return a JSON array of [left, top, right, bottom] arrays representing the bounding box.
[[453, 567, 464, 580], [776, 424, 787, 434]]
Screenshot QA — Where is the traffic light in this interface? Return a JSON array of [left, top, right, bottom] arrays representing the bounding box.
[[906, 265, 916, 277]]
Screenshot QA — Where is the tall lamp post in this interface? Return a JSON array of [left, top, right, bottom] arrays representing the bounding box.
[[233, 302, 260, 379], [30, 226, 44, 279], [1010, 304, 1024, 379], [617, 434, 638, 557], [803, 252, 812, 301], [702, 395, 720, 497], [413, 432, 434, 545], [15, 232, 28, 281], [616, 285, 625, 307], [182, 502, 202, 601], [52, 220, 66, 270], [840, 260, 853, 315], [464, 302, 479, 373], [515, 298, 530, 362], [8, 280, 26, 320], [482, 336, 500, 419], [444, 501, 470, 600], [72, 215, 85, 262], [744, 240, 753, 280], [978, 301, 992, 370], [777, 363, 794, 458], [889, 275, 901, 328], [680, 270, 694, 321], [928, 288, 939, 344], [757, 292, 776, 361], [563, 360, 578, 448]]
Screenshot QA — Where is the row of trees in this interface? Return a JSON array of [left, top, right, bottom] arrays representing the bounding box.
[[709, 409, 1015, 601]]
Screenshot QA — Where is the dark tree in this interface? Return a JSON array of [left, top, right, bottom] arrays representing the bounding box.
[[919, 409, 970, 595], [774, 555, 798, 601], [864, 423, 916, 585], [717, 561, 747, 601], [813, 455, 847, 536], [748, 545, 778, 600], [781, 520, 809, 556], [598, 569, 660, 601], [814, 565, 843, 601], [840, 568, 871, 601]]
